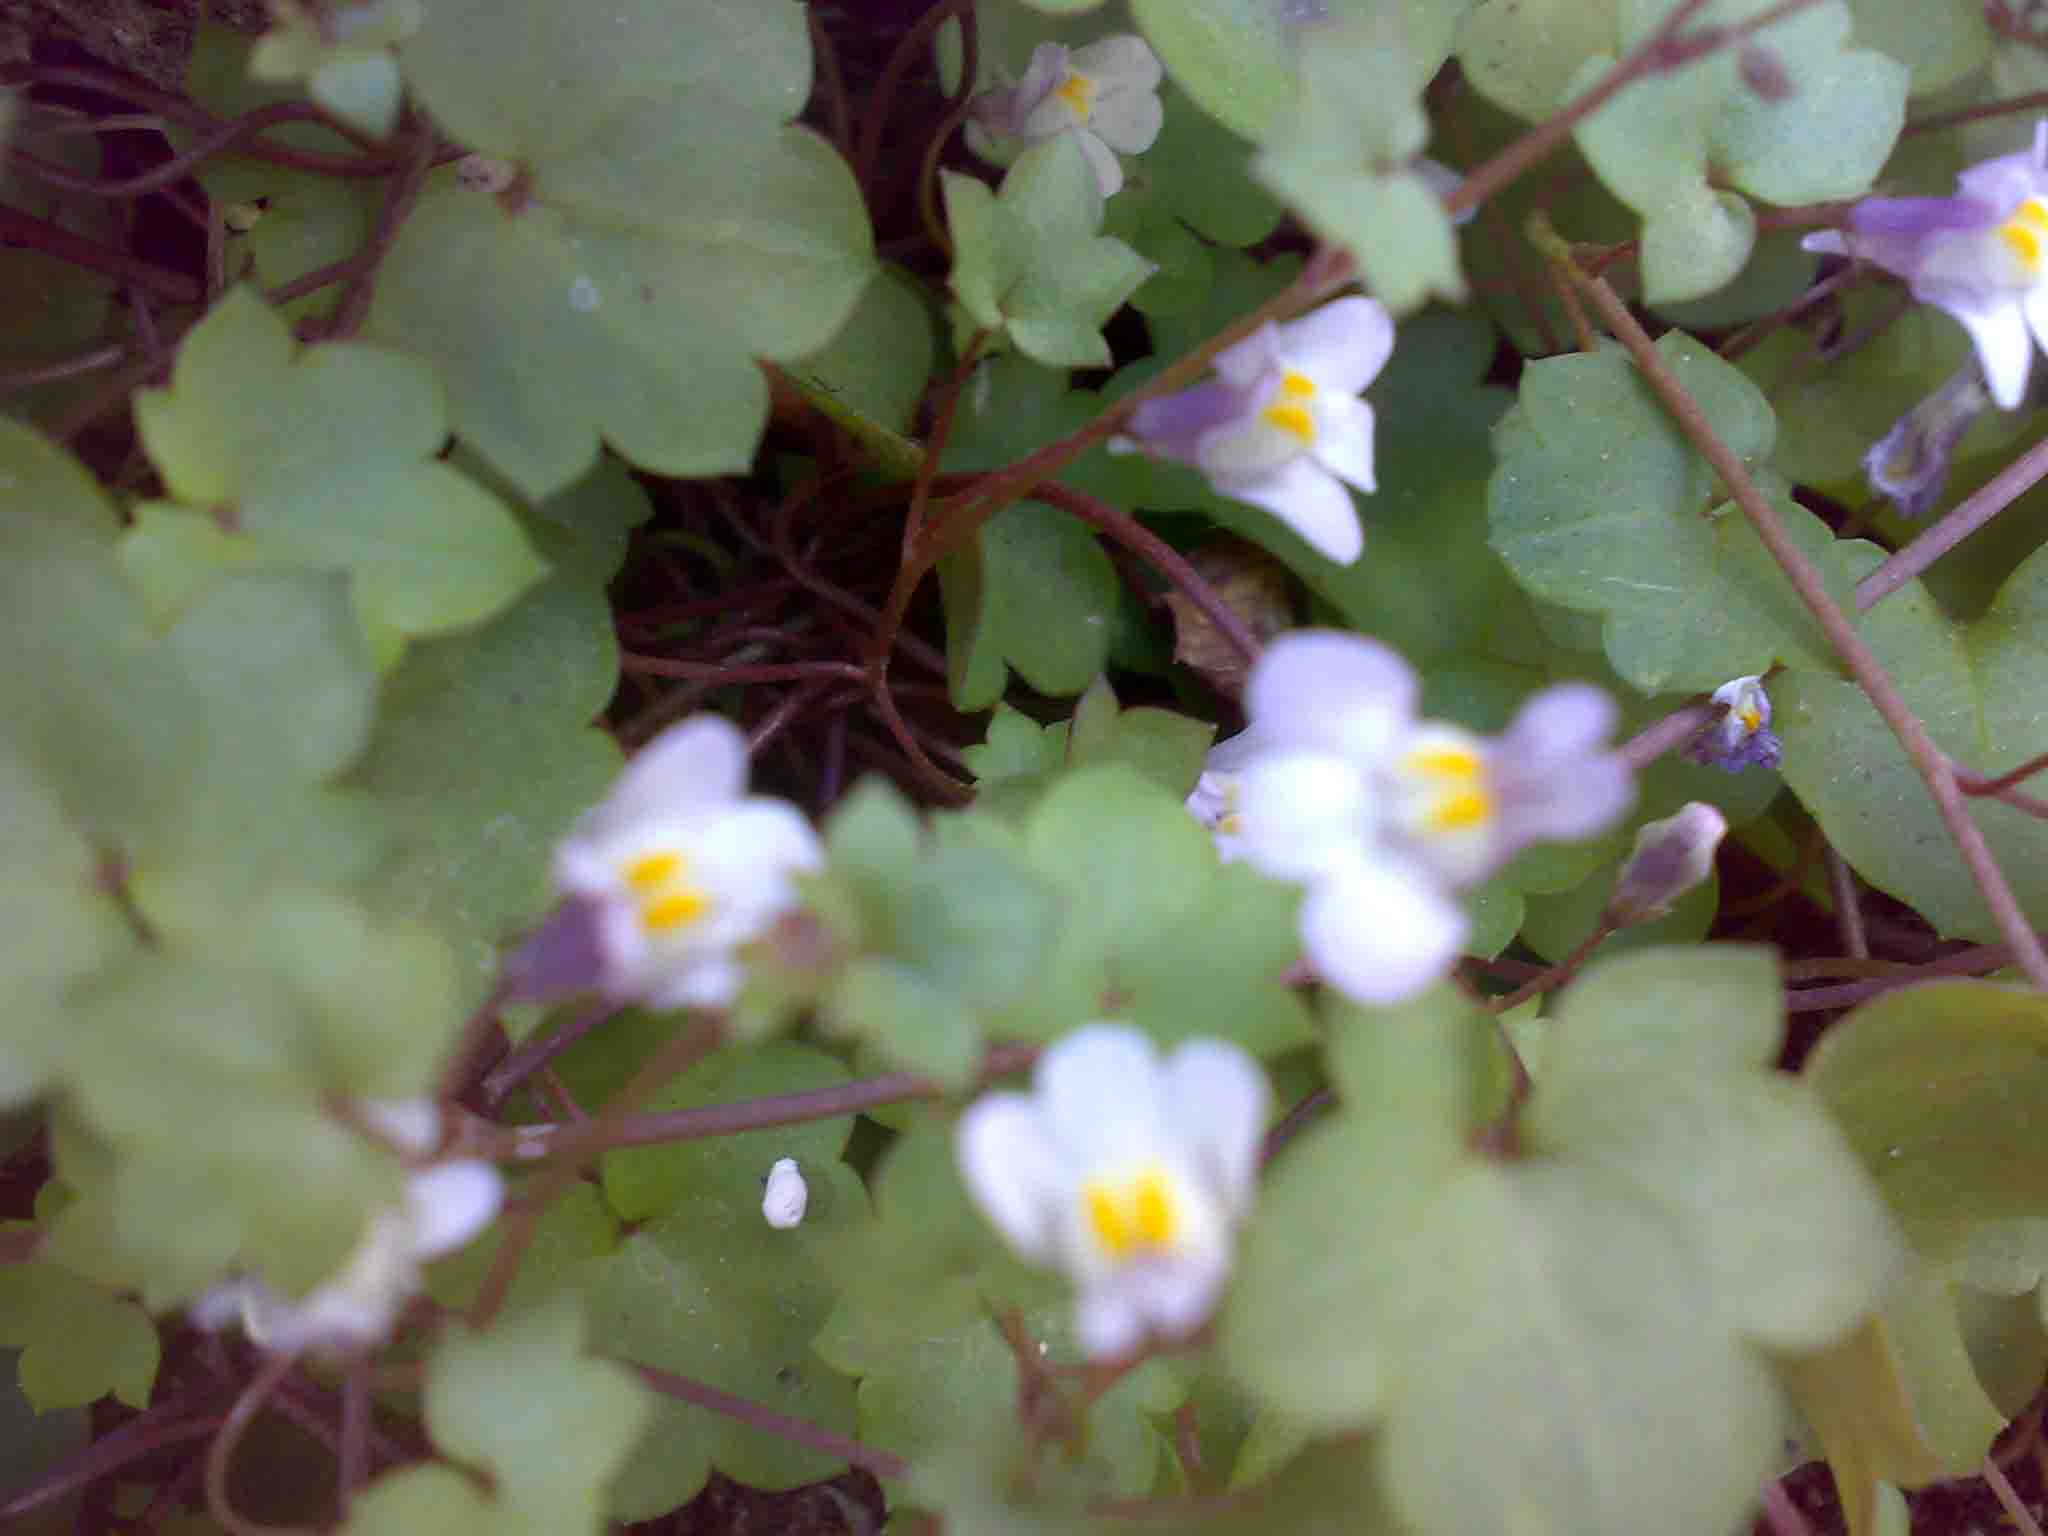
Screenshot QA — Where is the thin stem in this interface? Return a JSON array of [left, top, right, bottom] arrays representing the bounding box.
[[1559, 259, 2048, 991], [479, 1000, 618, 1109], [1855, 430, 2048, 609], [1487, 920, 1615, 1015], [0, 342, 129, 392], [1786, 948, 2018, 1012], [1960, 748, 2048, 797], [1983, 1455, 2047, 1536], [853, 0, 971, 193], [621, 654, 866, 685], [1907, 90, 2048, 137], [1032, 482, 1262, 670], [469, 1016, 725, 1329], [0, 203, 201, 305], [498, 1042, 1038, 1162], [0, 1392, 222, 1519], [206, 1354, 316, 1536], [1441, 0, 1826, 219], [323, 123, 436, 340], [1826, 846, 1869, 959], [1759, 1478, 1817, 1536], [1617, 699, 1717, 771], [632, 1365, 909, 1482], [1951, 760, 2048, 820]]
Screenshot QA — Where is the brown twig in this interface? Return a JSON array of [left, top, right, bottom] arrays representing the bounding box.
[[633, 1364, 909, 1482], [1855, 430, 2048, 609]]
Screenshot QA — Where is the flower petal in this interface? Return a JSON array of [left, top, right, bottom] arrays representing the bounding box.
[[1945, 293, 2035, 409], [1312, 393, 1377, 494], [1245, 630, 1417, 763], [1277, 296, 1395, 397], [646, 954, 744, 1011], [1032, 1023, 1170, 1174], [1072, 127, 1125, 198], [1071, 34, 1163, 93], [1231, 750, 1373, 883], [587, 716, 746, 835], [1163, 1040, 1269, 1218], [1090, 87, 1164, 155], [1222, 457, 1364, 564], [1075, 1282, 1147, 1360], [405, 1161, 504, 1259], [1300, 854, 1468, 1005], [956, 1093, 1066, 1263], [2024, 283, 2048, 364], [1124, 378, 1250, 465], [1213, 321, 1285, 391]]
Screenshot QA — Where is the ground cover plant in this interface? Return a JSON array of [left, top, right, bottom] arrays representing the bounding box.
[[10, 1, 2048, 1533]]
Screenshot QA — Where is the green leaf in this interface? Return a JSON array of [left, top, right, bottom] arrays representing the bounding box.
[[785, 266, 936, 436], [589, 1163, 867, 1518], [1252, 11, 1464, 313], [944, 136, 1153, 368], [1134, 81, 1282, 249], [1065, 676, 1216, 797], [377, 0, 874, 498], [249, 0, 418, 140], [129, 288, 546, 654], [1457, 0, 1620, 120], [1227, 955, 1899, 1536], [1128, 0, 1294, 142], [1774, 541, 2048, 941], [1804, 980, 2048, 1262], [1850, 0, 1990, 94], [1488, 333, 1853, 692], [939, 499, 1121, 710], [352, 1294, 651, 1536], [1570, 0, 1907, 303], [348, 472, 632, 997], [0, 1242, 160, 1410], [600, 1041, 855, 1223]]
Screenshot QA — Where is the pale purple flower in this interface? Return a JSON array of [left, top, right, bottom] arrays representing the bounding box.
[[1685, 676, 1782, 773], [1803, 122, 2048, 408], [1194, 632, 1633, 1003], [966, 36, 1164, 198], [189, 1101, 502, 1356], [540, 716, 823, 1010], [1608, 802, 1727, 926], [1117, 298, 1396, 565], [957, 1024, 1267, 1360]]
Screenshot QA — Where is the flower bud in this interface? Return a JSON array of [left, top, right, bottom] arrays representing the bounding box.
[[762, 1157, 808, 1230], [1607, 803, 1727, 926]]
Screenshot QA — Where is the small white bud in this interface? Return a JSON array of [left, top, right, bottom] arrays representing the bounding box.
[[762, 1158, 808, 1230], [1607, 803, 1727, 926]]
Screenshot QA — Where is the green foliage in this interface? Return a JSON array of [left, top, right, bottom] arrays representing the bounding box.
[[945, 136, 1153, 368], [128, 287, 546, 659], [1564, 1, 1907, 301], [249, 0, 418, 140], [1253, 10, 1463, 313], [1489, 332, 1852, 692], [0, 1237, 159, 1411], [1225, 951, 1898, 1536], [1775, 541, 2048, 941], [589, 1162, 867, 1517], [376, 0, 874, 498], [344, 1295, 652, 1536]]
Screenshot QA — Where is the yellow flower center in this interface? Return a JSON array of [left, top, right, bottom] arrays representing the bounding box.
[[1082, 1166, 1182, 1260], [1737, 705, 1763, 733], [1259, 370, 1319, 445], [1405, 743, 1495, 833], [2000, 198, 2048, 272], [622, 850, 712, 934], [1054, 68, 1098, 121]]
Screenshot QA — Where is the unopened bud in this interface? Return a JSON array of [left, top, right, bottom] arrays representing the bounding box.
[[762, 1157, 808, 1230], [1607, 802, 1726, 926], [1865, 363, 1995, 519]]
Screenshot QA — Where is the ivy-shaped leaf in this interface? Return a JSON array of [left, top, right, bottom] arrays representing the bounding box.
[[377, 0, 874, 498], [1224, 952, 1899, 1536], [127, 288, 545, 660], [945, 135, 1153, 368], [0, 1238, 159, 1411], [1488, 331, 1852, 693]]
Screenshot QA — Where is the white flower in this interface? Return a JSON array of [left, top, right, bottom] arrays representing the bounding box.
[[1608, 802, 1727, 926], [552, 716, 824, 1010], [967, 36, 1164, 198], [762, 1157, 808, 1230], [1683, 675, 1782, 773], [1197, 632, 1633, 1003], [956, 1024, 1268, 1360], [1803, 122, 2048, 409], [1115, 298, 1395, 564], [190, 1102, 501, 1357]]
